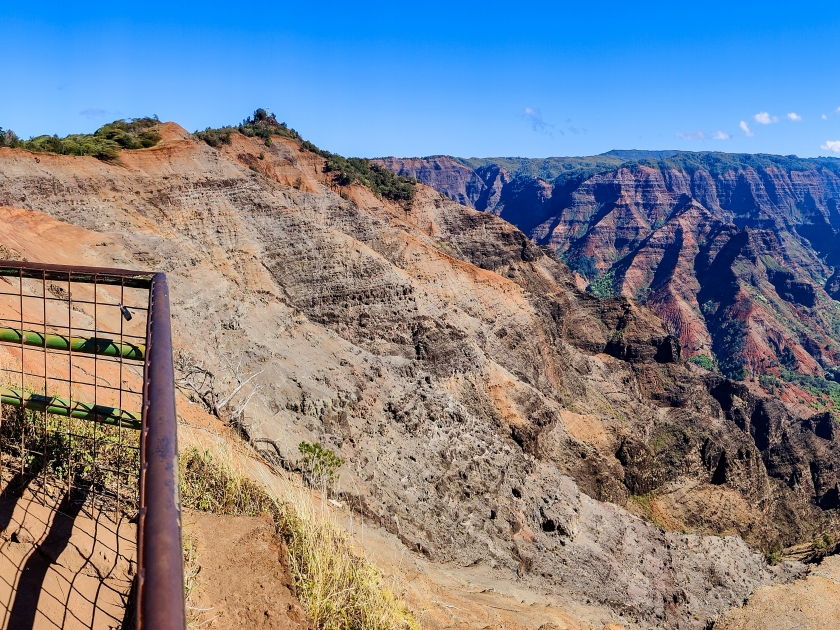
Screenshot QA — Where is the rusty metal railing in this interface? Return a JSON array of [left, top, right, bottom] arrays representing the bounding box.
[[0, 261, 184, 629]]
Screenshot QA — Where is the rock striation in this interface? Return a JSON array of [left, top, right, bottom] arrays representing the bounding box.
[[377, 152, 840, 390], [1, 128, 836, 628]]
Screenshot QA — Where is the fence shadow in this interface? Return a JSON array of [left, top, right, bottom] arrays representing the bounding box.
[[0, 472, 34, 534], [0, 477, 136, 629], [6, 487, 88, 629]]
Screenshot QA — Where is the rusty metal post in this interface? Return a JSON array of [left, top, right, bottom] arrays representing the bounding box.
[[136, 273, 185, 630]]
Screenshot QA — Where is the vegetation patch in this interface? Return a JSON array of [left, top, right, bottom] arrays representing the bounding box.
[[299, 441, 344, 487], [716, 319, 748, 380], [562, 251, 599, 280], [589, 268, 619, 298], [627, 491, 667, 530], [688, 353, 716, 372], [779, 369, 840, 416], [194, 109, 417, 207], [0, 400, 140, 508], [765, 545, 783, 566], [811, 532, 834, 551], [179, 447, 420, 630], [1, 118, 161, 161], [194, 108, 303, 148], [759, 373, 782, 394], [320, 154, 415, 205]]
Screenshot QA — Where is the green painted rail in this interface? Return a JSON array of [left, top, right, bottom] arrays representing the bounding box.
[[0, 327, 145, 361], [0, 386, 141, 430]]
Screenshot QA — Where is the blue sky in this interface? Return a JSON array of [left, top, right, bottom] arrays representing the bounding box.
[[1, 1, 839, 159]]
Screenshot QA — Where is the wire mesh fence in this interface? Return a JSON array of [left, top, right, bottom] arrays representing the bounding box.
[[0, 266, 150, 517], [0, 261, 185, 629]]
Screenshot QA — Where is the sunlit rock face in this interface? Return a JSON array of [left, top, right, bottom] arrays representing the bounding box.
[[379, 152, 840, 381], [2, 131, 836, 628]]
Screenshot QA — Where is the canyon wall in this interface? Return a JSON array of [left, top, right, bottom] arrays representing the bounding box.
[[2, 131, 838, 628], [378, 153, 840, 390]]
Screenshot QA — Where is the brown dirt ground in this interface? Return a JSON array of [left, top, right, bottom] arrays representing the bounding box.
[[0, 473, 135, 629], [714, 554, 840, 629], [183, 509, 312, 630]]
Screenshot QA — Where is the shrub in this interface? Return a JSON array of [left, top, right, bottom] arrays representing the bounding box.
[[239, 108, 302, 143], [765, 546, 783, 565], [193, 127, 233, 147], [720, 360, 747, 381], [298, 441, 343, 487], [759, 373, 781, 394], [716, 319, 748, 380], [589, 269, 618, 298], [95, 117, 161, 149], [0, 127, 19, 146], [825, 366, 840, 383], [6, 117, 162, 161], [563, 252, 599, 280], [688, 353, 716, 371]]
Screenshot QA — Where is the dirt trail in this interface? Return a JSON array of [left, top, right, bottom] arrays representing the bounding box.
[[183, 509, 312, 630]]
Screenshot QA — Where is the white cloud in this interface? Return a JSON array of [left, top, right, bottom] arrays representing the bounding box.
[[523, 107, 558, 136], [713, 131, 731, 140], [79, 108, 107, 119], [754, 111, 779, 124], [676, 130, 705, 140], [822, 140, 840, 153], [787, 112, 802, 121], [824, 114, 829, 120], [740, 121, 755, 136]]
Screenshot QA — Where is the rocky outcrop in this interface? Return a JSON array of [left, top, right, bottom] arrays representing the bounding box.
[[0, 127, 834, 628], [379, 153, 840, 386]]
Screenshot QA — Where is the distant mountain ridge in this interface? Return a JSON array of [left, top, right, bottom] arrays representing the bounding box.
[[376, 151, 840, 401]]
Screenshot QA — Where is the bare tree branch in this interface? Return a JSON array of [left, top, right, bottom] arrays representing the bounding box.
[[173, 348, 264, 426]]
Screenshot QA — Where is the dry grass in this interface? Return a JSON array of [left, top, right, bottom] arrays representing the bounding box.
[[179, 447, 420, 630], [179, 445, 275, 517], [182, 527, 207, 629]]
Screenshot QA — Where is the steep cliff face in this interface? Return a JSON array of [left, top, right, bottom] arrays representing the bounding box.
[[2, 128, 836, 628], [377, 153, 840, 391]]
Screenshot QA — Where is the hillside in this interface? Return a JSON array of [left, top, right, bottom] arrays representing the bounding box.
[[377, 152, 840, 404], [1, 122, 839, 628]]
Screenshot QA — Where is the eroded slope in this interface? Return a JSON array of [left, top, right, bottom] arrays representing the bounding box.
[[0, 126, 833, 628], [379, 153, 840, 393]]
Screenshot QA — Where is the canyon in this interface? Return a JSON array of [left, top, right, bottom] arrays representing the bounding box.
[[378, 153, 840, 402], [0, 121, 838, 628]]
